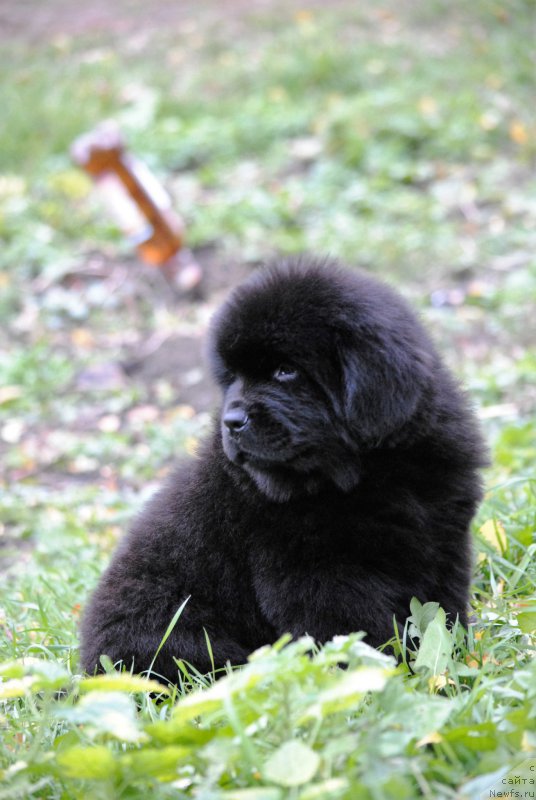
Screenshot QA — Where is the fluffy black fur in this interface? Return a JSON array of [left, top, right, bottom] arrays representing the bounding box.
[[80, 258, 487, 683]]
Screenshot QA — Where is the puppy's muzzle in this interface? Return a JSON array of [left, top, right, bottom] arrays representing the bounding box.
[[223, 408, 249, 434]]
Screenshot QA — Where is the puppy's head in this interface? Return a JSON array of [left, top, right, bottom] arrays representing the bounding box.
[[209, 257, 436, 501]]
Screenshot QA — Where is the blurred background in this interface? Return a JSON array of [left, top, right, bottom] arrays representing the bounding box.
[[0, 0, 534, 616]]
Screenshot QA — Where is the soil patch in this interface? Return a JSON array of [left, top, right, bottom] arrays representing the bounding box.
[[120, 245, 255, 412]]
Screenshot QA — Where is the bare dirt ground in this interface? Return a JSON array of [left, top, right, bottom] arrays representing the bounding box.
[[0, 0, 362, 43], [113, 247, 255, 413]]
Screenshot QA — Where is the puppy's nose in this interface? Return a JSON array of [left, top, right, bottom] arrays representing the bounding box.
[[223, 408, 249, 433]]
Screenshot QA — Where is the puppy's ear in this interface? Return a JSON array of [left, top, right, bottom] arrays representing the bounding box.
[[337, 331, 434, 445]]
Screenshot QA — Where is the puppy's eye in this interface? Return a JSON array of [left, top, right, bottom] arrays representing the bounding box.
[[273, 364, 298, 382]]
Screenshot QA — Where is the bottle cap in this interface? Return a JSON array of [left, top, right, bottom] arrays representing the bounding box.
[[71, 120, 124, 169]]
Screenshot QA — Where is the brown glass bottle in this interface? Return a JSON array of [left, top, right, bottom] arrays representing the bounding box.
[[71, 121, 184, 266]]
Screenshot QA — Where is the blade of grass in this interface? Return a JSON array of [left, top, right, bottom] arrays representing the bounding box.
[[146, 596, 191, 681], [203, 626, 216, 680]]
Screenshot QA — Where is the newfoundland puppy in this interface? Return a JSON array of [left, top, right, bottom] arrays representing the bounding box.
[[80, 258, 487, 683]]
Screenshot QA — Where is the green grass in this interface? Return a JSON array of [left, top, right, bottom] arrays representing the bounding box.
[[0, 0, 535, 797]]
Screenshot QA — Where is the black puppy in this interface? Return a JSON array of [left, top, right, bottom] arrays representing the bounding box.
[[80, 258, 487, 682]]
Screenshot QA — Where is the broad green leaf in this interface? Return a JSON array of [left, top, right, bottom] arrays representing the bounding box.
[[55, 691, 144, 742], [517, 611, 536, 634], [413, 608, 452, 675], [79, 673, 167, 695], [146, 719, 216, 746], [0, 660, 27, 678], [378, 775, 416, 799], [408, 599, 441, 638], [409, 697, 452, 738], [443, 722, 498, 751], [318, 635, 393, 669], [0, 677, 35, 698], [249, 633, 293, 660], [121, 745, 190, 779], [56, 745, 118, 779], [263, 740, 320, 787], [299, 778, 349, 799], [219, 790, 283, 800], [409, 596, 423, 619], [172, 667, 265, 723], [300, 667, 388, 720], [377, 686, 452, 750], [0, 658, 69, 690], [171, 681, 231, 723]]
